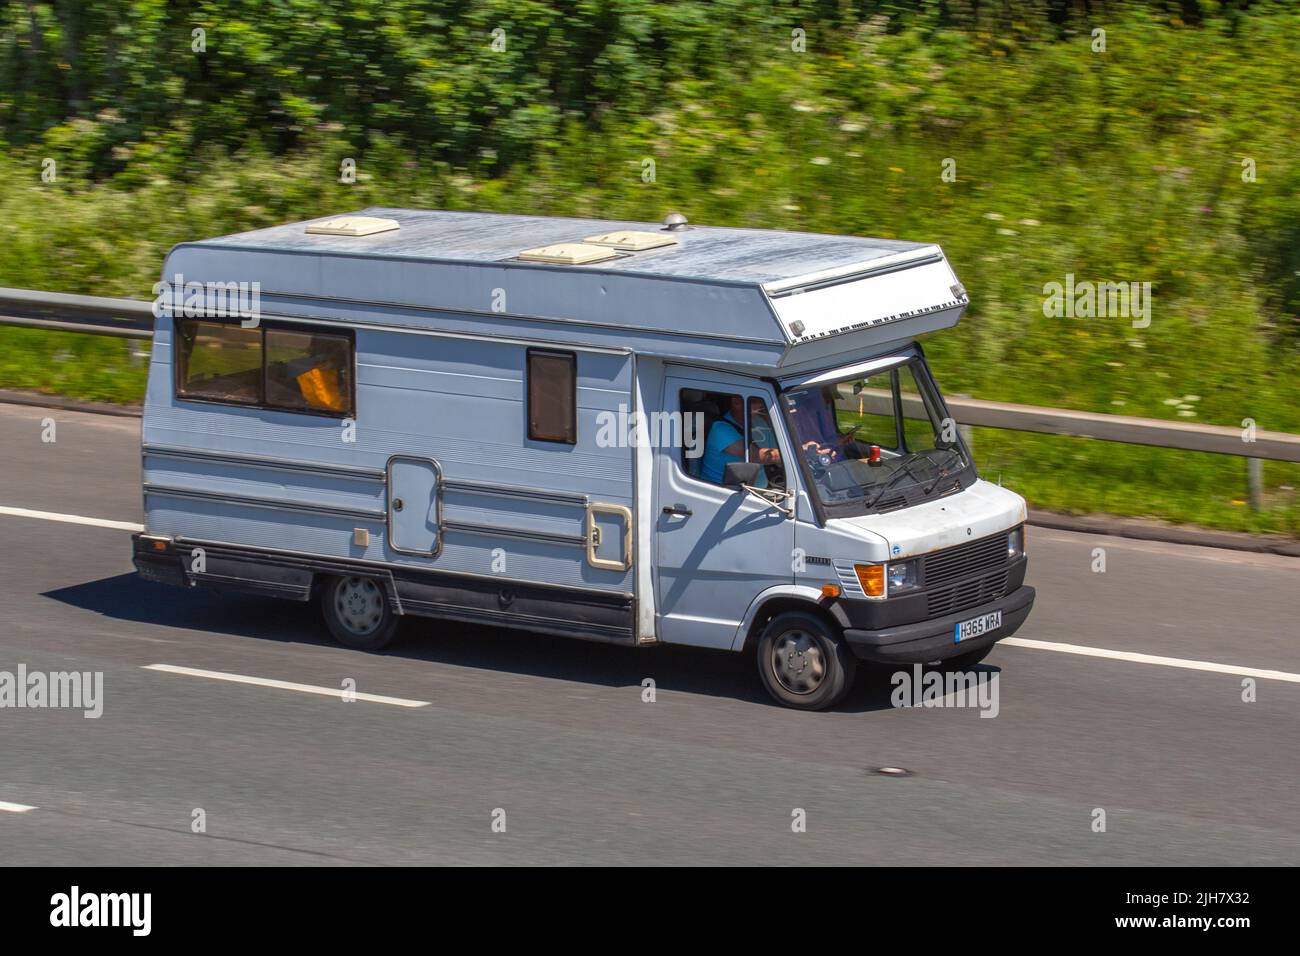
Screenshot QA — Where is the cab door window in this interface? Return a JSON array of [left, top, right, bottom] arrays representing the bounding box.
[[678, 388, 784, 490]]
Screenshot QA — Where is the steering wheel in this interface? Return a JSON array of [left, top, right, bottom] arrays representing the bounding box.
[[803, 443, 833, 477]]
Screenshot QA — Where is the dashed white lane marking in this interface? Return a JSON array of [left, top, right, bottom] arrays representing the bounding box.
[[0, 505, 142, 532], [1001, 637, 1300, 684], [143, 664, 431, 708], [0, 801, 37, 813]]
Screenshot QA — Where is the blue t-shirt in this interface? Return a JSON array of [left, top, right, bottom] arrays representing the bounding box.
[[701, 414, 767, 488]]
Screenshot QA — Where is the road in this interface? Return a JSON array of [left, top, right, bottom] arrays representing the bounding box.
[[0, 402, 1297, 865]]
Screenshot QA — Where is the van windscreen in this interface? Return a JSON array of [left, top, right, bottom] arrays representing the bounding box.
[[783, 357, 972, 514]]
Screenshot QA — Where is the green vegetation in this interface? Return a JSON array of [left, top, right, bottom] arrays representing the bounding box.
[[2, 1, 1298, 533]]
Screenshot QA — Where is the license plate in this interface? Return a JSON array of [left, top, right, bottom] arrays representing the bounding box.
[[954, 610, 1002, 643]]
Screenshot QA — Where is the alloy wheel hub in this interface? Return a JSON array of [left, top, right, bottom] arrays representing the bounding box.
[[772, 630, 826, 695], [336, 578, 383, 635]]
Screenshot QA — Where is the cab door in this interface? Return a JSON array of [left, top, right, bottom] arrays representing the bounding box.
[[654, 370, 795, 649]]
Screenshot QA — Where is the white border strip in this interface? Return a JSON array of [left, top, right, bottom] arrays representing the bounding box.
[[0, 505, 143, 532], [143, 664, 431, 707], [1002, 637, 1300, 684]]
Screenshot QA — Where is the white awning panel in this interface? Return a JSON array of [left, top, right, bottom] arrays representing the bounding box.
[[766, 247, 967, 346]]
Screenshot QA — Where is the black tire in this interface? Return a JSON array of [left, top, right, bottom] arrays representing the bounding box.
[[756, 610, 856, 711], [319, 575, 401, 651], [944, 644, 994, 668]]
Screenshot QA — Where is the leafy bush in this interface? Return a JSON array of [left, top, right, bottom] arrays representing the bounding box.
[[1, 1, 1297, 532]]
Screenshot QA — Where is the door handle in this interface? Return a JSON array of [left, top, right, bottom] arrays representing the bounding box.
[[662, 504, 692, 517]]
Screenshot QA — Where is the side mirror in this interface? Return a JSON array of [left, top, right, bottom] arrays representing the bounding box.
[[724, 461, 762, 488]]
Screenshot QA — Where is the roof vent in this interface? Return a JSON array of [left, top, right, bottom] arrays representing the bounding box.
[[662, 212, 689, 231], [583, 230, 679, 252], [305, 216, 400, 237], [517, 242, 619, 265]]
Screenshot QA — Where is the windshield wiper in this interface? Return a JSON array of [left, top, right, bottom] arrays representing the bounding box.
[[864, 457, 926, 510], [921, 446, 966, 495]]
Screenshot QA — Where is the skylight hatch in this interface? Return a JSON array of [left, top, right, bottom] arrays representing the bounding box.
[[305, 216, 400, 237], [582, 230, 679, 252], [517, 243, 619, 265]]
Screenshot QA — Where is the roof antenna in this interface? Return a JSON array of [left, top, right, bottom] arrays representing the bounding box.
[[662, 212, 689, 232]]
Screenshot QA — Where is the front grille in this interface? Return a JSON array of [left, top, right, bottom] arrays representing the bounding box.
[[927, 569, 1010, 617], [922, 530, 1011, 589]]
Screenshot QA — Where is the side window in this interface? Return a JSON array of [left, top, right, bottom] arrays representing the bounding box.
[[680, 388, 780, 489], [175, 321, 263, 405], [679, 388, 728, 479], [175, 319, 354, 416], [265, 327, 353, 413], [527, 349, 576, 443]]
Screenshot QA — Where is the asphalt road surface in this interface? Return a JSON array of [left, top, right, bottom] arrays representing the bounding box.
[[1, 402, 1296, 865]]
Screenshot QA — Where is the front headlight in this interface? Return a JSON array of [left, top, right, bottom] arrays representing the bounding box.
[[1008, 526, 1025, 559], [855, 559, 919, 598], [886, 559, 919, 593]]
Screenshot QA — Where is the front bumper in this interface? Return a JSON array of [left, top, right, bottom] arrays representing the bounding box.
[[844, 584, 1035, 663]]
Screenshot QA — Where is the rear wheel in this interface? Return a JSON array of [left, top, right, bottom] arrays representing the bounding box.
[[756, 610, 855, 711], [320, 575, 400, 651]]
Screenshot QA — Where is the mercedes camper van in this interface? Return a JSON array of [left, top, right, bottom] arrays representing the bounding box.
[[132, 208, 1035, 710]]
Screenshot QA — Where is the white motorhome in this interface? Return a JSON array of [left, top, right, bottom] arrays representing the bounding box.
[[133, 208, 1034, 709]]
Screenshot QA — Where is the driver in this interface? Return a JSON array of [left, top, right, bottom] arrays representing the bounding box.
[[786, 388, 854, 461], [701, 395, 782, 487]]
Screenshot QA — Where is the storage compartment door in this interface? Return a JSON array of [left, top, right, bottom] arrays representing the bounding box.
[[387, 456, 443, 557]]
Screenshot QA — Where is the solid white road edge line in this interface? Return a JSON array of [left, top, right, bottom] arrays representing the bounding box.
[[0, 505, 143, 532], [1001, 637, 1300, 684], [143, 664, 432, 707], [0, 801, 37, 813]]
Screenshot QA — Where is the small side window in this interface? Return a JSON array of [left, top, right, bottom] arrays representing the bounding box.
[[527, 349, 576, 444], [176, 320, 263, 405]]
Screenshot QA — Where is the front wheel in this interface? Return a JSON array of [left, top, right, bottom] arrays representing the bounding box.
[[756, 610, 856, 711], [320, 575, 401, 651]]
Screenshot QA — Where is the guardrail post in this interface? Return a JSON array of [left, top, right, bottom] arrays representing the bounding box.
[[1247, 458, 1264, 511]]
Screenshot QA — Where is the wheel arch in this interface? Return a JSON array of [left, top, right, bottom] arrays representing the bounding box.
[[732, 586, 847, 655]]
